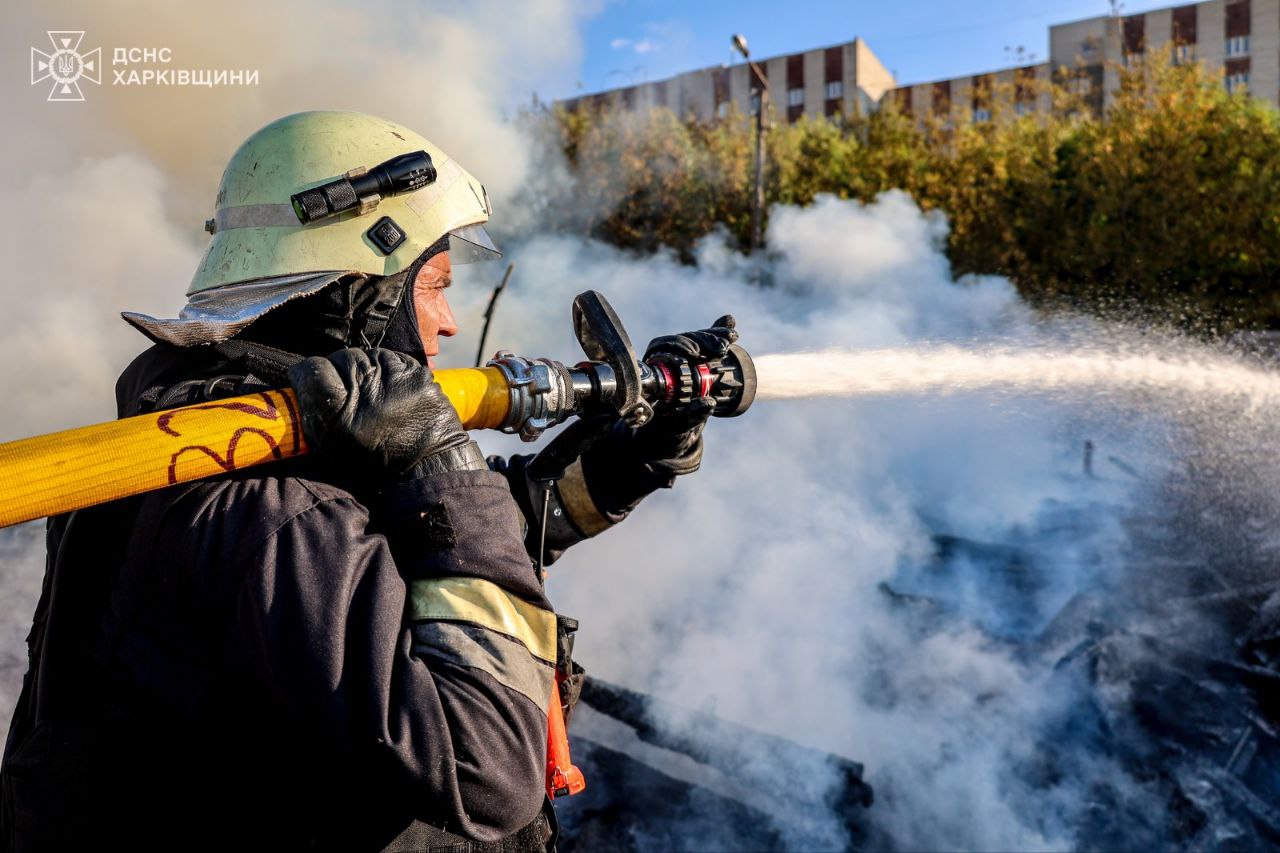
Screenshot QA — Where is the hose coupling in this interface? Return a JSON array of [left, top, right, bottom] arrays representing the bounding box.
[[486, 351, 576, 441]]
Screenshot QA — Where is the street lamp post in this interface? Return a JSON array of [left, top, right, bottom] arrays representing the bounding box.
[[732, 34, 767, 253]]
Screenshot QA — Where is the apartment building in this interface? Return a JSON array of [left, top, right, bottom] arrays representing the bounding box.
[[889, 63, 1056, 122], [562, 1, 1280, 126], [890, 0, 1280, 122], [561, 38, 897, 124]]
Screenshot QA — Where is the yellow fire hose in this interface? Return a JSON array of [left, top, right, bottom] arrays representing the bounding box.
[[0, 291, 758, 530], [0, 367, 511, 529]]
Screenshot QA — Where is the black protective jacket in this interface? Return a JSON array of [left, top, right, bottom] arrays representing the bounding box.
[[0, 344, 588, 852]]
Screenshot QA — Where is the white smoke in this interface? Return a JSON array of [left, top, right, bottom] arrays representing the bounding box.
[[0, 153, 1267, 845], [0, 0, 595, 439], [0, 0, 595, 744], [442, 191, 1275, 850], [2, 2, 1275, 848]]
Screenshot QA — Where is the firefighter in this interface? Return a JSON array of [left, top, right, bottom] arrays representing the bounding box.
[[0, 110, 735, 851]]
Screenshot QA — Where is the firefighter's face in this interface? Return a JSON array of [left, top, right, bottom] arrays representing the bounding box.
[[412, 250, 458, 370]]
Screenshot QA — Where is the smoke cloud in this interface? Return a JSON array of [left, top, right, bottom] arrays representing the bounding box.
[[4, 3, 1279, 850], [442, 191, 1280, 849], [445, 196, 1093, 849], [0, 0, 593, 439]]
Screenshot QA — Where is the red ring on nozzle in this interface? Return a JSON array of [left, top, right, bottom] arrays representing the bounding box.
[[655, 361, 677, 404], [696, 363, 714, 398]]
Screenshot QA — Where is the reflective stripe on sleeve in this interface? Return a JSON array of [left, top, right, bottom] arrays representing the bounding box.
[[407, 576, 557, 664], [556, 458, 613, 537], [412, 621, 555, 710]]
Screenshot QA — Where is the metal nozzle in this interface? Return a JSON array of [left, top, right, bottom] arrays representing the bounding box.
[[708, 343, 757, 417], [637, 343, 757, 419], [485, 291, 757, 442]]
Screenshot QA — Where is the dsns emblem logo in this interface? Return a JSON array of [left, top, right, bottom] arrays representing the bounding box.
[[31, 31, 101, 102]]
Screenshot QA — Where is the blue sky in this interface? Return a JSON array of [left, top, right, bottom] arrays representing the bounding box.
[[553, 0, 1181, 99]]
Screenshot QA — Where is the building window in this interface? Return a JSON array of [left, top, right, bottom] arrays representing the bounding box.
[[1015, 101, 1034, 116], [785, 52, 805, 123], [933, 80, 951, 115], [1015, 65, 1037, 106], [1173, 43, 1195, 64], [750, 92, 761, 115], [971, 73, 992, 119], [1123, 14, 1146, 56], [824, 45, 843, 110], [1226, 1, 1251, 47], [1226, 57, 1250, 92], [713, 67, 729, 116], [896, 87, 913, 116], [1172, 5, 1198, 47]]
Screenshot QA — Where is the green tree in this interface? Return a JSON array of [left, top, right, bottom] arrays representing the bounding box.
[[530, 50, 1280, 330]]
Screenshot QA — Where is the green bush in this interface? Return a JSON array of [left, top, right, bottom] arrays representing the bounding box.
[[530, 51, 1280, 330]]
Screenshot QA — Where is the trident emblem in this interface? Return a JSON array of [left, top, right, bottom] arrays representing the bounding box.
[[31, 31, 101, 102]]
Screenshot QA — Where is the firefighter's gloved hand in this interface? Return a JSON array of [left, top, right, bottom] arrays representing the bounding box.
[[644, 315, 738, 364], [634, 315, 739, 466], [570, 315, 739, 521], [289, 348, 484, 479]]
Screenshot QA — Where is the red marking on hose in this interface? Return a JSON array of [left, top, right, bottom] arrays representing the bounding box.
[[279, 389, 303, 453], [156, 393, 282, 437], [166, 428, 283, 485]]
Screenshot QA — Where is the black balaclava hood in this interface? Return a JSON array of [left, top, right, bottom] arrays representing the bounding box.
[[237, 235, 451, 364], [378, 235, 452, 365]]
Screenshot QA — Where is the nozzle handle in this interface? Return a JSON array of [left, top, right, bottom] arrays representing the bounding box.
[[571, 291, 652, 427]]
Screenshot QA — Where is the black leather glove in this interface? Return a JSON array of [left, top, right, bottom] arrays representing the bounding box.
[[631, 314, 739, 468], [288, 347, 485, 479], [570, 315, 738, 519], [494, 317, 741, 563]]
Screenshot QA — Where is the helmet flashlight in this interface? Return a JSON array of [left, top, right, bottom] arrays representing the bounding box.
[[291, 150, 437, 225]]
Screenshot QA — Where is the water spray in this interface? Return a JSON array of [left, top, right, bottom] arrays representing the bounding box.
[[0, 290, 757, 528]]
